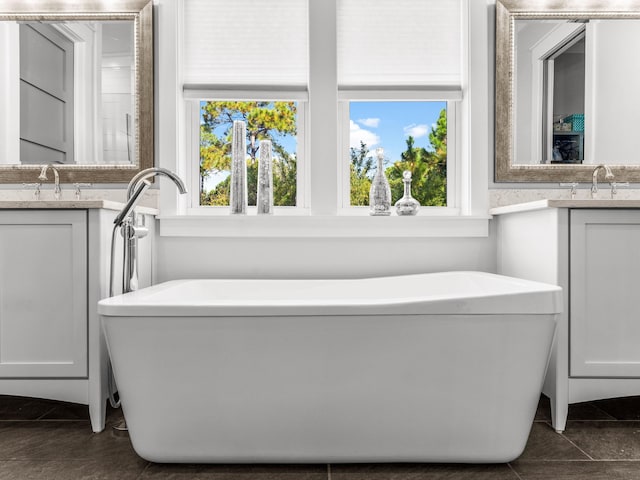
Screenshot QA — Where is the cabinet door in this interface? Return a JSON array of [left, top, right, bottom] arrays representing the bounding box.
[[570, 209, 640, 377], [0, 210, 87, 377]]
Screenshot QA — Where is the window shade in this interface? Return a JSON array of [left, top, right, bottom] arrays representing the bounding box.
[[182, 0, 308, 87], [337, 0, 462, 87]]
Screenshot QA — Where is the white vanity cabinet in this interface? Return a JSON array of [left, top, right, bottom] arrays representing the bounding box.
[[0, 203, 156, 432], [0, 210, 87, 378], [570, 209, 640, 379], [493, 200, 640, 433]]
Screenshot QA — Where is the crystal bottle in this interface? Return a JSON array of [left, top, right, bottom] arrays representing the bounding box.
[[257, 139, 274, 215], [395, 170, 420, 216], [230, 120, 248, 214], [369, 148, 392, 216]]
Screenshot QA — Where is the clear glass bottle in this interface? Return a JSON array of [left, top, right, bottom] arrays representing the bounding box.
[[369, 148, 392, 216], [257, 139, 273, 214], [395, 170, 420, 216], [230, 120, 248, 214]]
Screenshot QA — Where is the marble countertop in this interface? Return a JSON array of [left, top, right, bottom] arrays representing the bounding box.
[[490, 199, 640, 216], [0, 199, 158, 215]]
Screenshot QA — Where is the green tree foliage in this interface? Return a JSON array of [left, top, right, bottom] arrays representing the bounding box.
[[350, 141, 374, 206], [199, 101, 297, 206], [430, 107, 448, 163], [387, 108, 447, 207], [272, 144, 297, 206]]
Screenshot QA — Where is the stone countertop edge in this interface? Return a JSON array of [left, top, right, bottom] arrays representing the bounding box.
[[490, 199, 640, 216], [0, 200, 159, 215]]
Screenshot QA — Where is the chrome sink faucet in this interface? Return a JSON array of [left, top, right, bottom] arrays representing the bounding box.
[[591, 164, 614, 199], [38, 164, 61, 200]]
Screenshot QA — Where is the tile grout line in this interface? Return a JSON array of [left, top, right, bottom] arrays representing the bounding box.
[[327, 463, 331, 480], [566, 419, 640, 423], [0, 418, 91, 422], [558, 433, 595, 461], [35, 406, 58, 420], [134, 461, 152, 480], [513, 459, 640, 462], [507, 462, 524, 480], [588, 404, 619, 421]]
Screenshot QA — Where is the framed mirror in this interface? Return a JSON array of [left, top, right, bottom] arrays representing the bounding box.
[[495, 0, 640, 182], [0, 0, 153, 183]]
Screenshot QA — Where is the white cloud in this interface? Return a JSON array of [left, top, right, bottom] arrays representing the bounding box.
[[350, 120, 380, 150], [403, 124, 429, 139], [357, 118, 380, 128]]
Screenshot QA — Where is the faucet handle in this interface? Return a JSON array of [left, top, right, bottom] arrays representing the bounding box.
[[23, 182, 41, 200], [611, 181, 630, 199], [559, 182, 579, 199], [73, 183, 92, 200]]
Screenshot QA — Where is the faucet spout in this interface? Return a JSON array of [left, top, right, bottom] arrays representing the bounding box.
[[126, 167, 187, 202], [116, 167, 187, 226], [591, 164, 614, 198], [38, 164, 61, 200]]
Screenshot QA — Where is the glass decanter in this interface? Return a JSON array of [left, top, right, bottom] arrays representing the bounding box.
[[395, 170, 420, 216], [369, 148, 392, 216]]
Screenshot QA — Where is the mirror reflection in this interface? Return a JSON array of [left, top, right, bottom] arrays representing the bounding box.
[[514, 18, 640, 166], [0, 20, 136, 166]]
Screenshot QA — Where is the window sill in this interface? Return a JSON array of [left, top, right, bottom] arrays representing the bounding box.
[[158, 213, 490, 238]]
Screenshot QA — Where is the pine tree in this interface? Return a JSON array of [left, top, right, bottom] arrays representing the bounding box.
[[199, 101, 297, 206], [350, 141, 374, 206]]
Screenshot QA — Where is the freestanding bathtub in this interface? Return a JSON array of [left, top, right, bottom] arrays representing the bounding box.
[[98, 271, 561, 464]]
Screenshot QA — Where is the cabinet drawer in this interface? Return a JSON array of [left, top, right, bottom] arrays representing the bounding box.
[[0, 210, 87, 378]]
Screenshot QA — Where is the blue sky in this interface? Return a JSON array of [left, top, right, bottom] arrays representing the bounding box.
[[349, 101, 446, 165]]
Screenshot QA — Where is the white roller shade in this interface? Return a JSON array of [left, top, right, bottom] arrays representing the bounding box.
[[183, 0, 309, 87], [337, 0, 463, 87]]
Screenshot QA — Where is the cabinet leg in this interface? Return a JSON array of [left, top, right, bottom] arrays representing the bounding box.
[[89, 398, 107, 433], [550, 397, 568, 433]]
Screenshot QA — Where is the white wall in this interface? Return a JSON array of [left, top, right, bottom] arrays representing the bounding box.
[[102, 65, 134, 164], [514, 22, 547, 165], [590, 20, 640, 165], [0, 22, 20, 165], [154, 0, 497, 282], [156, 231, 497, 282], [514, 21, 570, 165]]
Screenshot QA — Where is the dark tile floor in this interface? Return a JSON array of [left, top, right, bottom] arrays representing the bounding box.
[[1, 394, 640, 479]]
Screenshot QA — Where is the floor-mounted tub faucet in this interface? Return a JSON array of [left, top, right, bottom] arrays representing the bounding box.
[[108, 168, 187, 431], [38, 164, 61, 200], [113, 168, 187, 294], [591, 164, 614, 199]]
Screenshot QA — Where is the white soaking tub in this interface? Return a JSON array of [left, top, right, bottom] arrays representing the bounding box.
[[98, 271, 561, 464]]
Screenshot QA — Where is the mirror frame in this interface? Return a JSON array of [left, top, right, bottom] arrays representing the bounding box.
[[0, 0, 153, 183], [495, 0, 640, 182]]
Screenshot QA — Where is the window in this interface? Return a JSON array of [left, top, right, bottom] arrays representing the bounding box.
[[181, 0, 308, 212], [344, 101, 453, 209], [337, 0, 462, 213], [190, 100, 302, 208], [159, 0, 489, 235]]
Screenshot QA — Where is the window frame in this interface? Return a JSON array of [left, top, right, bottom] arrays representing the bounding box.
[[338, 97, 461, 214], [157, 0, 490, 237], [184, 94, 309, 214]]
